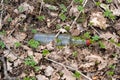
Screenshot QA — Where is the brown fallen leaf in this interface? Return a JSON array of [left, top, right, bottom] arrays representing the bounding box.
[[14, 32, 27, 41], [100, 32, 119, 42], [14, 2, 34, 14], [61, 69, 76, 80], [90, 11, 108, 29]]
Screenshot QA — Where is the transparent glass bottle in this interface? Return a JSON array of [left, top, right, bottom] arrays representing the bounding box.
[[34, 33, 90, 46]]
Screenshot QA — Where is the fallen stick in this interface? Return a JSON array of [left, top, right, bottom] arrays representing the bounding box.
[[45, 57, 92, 80]]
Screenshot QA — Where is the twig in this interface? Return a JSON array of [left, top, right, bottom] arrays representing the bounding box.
[[67, 0, 74, 9], [45, 57, 92, 80], [0, 56, 16, 80], [89, 26, 120, 49], [0, 0, 4, 29], [39, 0, 44, 15], [0, 36, 24, 60], [70, 0, 88, 28], [118, 0, 120, 3]]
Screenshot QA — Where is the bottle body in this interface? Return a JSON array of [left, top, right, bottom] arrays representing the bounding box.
[[34, 33, 88, 45]]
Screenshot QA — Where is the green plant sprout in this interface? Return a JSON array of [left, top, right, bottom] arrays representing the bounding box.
[[106, 0, 112, 3], [104, 9, 115, 20], [24, 56, 37, 67], [37, 15, 45, 21], [72, 51, 78, 57], [14, 42, 21, 48], [60, 4, 67, 13], [77, 5, 84, 12], [95, 1, 101, 6], [28, 39, 40, 48], [56, 38, 62, 44], [83, 32, 91, 39], [0, 30, 6, 35], [99, 41, 105, 49], [64, 26, 70, 31], [18, 6, 24, 12], [34, 66, 41, 72], [74, 0, 83, 4], [7, 17, 12, 22], [107, 64, 115, 76], [31, 29, 37, 34], [73, 71, 81, 79], [59, 13, 66, 21], [56, 24, 61, 29], [42, 49, 50, 56], [23, 76, 36, 80], [0, 41, 5, 49], [109, 64, 116, 70], [107, 71, 114, 76], [92, 35, 100, 41]]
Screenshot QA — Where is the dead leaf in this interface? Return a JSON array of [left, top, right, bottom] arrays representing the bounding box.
[[34, 52, 42, 64], [90, 11, 108, 29], [36, 74, 49, 80], [85, 54, 107, 70], [14, 2, 34, 14], [7, 61, 12, 72], [80, 62, 95, 68], [46, 42, 54, 50], [50, 73, 60, 80], [111, 9, 120, 16], [69, 5, 79, 17], [61, 69, 76, 80], [14, 32, 27, 41], [10, 14, 26, 27], [45, 66, 54, 76], [14, 59, 22, 67], [27, 50, 33, 56], [100, 32, 119, 42], [3, 36, 19, 47], [44, 4, 58, 11]]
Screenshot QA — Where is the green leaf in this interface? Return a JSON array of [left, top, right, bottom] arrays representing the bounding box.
[[99, 41, 105, 49], [73, 71, 81, 79], [24, 56, 37, 67], [34, 66, 40, 72], [106, 0, 112, 3], [28, 39, 40, 48], [74, 0, 83, 4], [59, 13, 66, 21], [107, 71, 114, 76], [60, 4, 67, 13], [7, 17, 12, 22], [92, 35, 100, 41], [14, 42, 21, 48], [83, 32, 91, 39], [104, 9, 115, 20], [72, 51, 78, 57], [18, 6, 24, 12], [0, 41, 5, 49], [77, 5, 84, 12], [95, 1, 101, 6], [31, 29, 37, 34], [42, 49, 50, 56], [37, 16, 45, 21]]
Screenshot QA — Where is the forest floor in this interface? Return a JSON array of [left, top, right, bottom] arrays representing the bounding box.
[[0, 0, 120, 80]]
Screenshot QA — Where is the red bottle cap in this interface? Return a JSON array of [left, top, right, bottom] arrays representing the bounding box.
[[86, 40, 91, 46]]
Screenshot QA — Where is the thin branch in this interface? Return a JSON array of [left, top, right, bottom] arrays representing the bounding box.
[[0, 56, 16, 80], [89, 26, 120, 49], [39, 0, 44, 15], [70, 0, 88, 28], [45, 57, 92, 80]]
